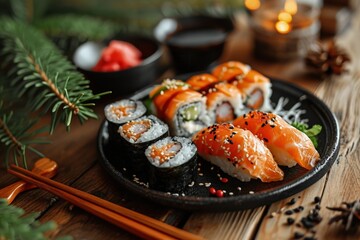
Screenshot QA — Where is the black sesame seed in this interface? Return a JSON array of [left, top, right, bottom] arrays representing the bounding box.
[[314, 196, 321, 203], [202, 130, 205, 134], [287, 198, 296, 205], [285, 210, 293, 215], [261, 123, 266, 127], [245, 121, 248, 125], [294, 232, 304, 239], [287, 217, 295, 225], [214, 135, 217, 140], [243, 114, 246, 118], [263, 138, 269, 143], [301, 218, 315, 229]]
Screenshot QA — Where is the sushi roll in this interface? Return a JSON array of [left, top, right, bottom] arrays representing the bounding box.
[[187, 74, 244, 123], [104, 99, 146, 142], [233, 111, 320, 170], [118, 115, 169, 172], [192, 123, 284, 182], [233, 70, 272, 111], [149, 79, 210, 137], [212, 61, 272, 111], [145, 136, 197, 192], [201, 82, 243, 124], [186, 73, 219, 91], [212, 61, 251, 82]]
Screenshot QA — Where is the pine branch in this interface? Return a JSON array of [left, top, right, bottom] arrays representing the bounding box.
[[0, 18, 108, 134], [0, 198, 58, 240], [34, 14, 117, 41], [0, 111, 48, 168], [33, 14, 118, 55]]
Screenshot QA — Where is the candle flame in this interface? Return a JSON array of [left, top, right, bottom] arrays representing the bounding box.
[[275, 21, 291, 34], [244, 0, 261, 11], [284, 0, 298, 15], [275, 0, 297, 34], [278, 10, 292, 23]]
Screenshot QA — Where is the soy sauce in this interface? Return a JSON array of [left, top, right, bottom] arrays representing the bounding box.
[[166, 28, 227, 48]]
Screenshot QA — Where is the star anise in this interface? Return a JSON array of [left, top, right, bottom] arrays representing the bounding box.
[[305, 40, 351, 75], [327, 200, 360, 230]]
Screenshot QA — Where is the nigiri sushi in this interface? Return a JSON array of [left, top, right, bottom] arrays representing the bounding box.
[[192, 123, 284, 182], [233, 111, 320, 170]]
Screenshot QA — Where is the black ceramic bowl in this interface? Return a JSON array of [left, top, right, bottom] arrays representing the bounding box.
[[154, 15, 234, 73], [73, 34, 162, 97]]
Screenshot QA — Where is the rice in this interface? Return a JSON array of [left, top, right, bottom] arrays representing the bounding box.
[[145, 136, 197, 168]]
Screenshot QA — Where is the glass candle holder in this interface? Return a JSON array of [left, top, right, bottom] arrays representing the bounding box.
[[247, 0, 322, 60]]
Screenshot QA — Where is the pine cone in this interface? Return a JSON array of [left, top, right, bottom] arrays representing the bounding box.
[[305, 40, 351, 75]]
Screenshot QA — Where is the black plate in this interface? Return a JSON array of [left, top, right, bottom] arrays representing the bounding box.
[[97, 79, 340, 211]]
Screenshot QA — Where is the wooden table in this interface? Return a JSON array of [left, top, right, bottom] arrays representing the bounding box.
[[1, 8, 360, 240]]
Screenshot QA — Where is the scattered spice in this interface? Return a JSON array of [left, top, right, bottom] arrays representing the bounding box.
[[285, 210, 294, 215], [327, 199, 360, 231], [287, 217, 295, 225], [216, 190, 224, 198], [287, 198, 297, 206], [294, 232, 304, 239], [314, 196, 321, 204], [220, 177, 229, 183]]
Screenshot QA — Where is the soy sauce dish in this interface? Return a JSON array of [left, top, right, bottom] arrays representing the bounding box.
[[154, 15, 234, 73], [73, 34, 162, 96]]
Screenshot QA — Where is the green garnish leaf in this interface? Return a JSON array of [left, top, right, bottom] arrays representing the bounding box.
[[292, 122, 322, 148]]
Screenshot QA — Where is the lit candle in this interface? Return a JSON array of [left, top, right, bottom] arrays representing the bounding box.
[[247, 0, 321, 60]]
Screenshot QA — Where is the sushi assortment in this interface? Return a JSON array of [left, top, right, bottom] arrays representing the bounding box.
[[104, 61, 321, 194]]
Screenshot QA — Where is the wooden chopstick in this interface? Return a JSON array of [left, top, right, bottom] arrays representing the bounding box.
[[8, 165, 204, 240]]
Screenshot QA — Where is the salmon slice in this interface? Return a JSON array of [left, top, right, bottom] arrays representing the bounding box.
[[212, 61, 250, 81], [192, 123, 284, 182], [233, 111, 320, 170]]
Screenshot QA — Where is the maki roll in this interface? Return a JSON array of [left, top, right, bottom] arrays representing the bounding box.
[[104, 99, 146, 142], [149, 79, 210, 137], [118, 115, 169, 173], [145, 136, 197, 192], [187, 74, 244, 123], [212, 61, 272, 111]]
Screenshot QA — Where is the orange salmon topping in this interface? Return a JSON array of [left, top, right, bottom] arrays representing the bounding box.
[[187, 73, 219, 91], [212, 61, 249, 81]]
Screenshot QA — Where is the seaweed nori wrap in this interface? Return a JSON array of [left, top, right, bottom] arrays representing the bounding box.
[[118, 115, 169, 174], [145, 136, 197, 192], [104, 99, 146, 144]]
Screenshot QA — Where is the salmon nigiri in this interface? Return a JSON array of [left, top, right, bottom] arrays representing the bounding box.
[[192, 123, 284, 182], [233, 111, 320, 170]]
